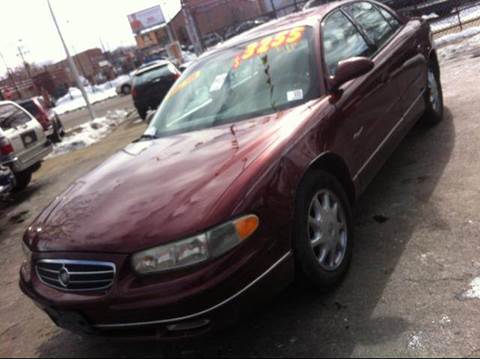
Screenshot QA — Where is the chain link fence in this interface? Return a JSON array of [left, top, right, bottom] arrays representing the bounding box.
[[394, 0, 480, 36]]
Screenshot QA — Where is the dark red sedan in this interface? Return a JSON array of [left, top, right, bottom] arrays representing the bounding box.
[[20, 0, 443, 338]]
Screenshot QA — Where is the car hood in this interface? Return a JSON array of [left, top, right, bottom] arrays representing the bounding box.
[[28, 102, 318, 253]]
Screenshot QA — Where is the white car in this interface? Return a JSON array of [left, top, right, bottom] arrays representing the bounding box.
[[0, 101, 52, 191]]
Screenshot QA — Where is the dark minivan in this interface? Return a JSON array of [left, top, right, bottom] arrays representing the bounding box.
[[131, 61, 181, 120]]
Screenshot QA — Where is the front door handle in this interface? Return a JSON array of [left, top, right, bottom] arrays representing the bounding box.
[[353, 126, 364, 140]]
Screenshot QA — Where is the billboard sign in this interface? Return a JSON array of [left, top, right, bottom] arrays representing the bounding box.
[[128, 6, 165, 34]]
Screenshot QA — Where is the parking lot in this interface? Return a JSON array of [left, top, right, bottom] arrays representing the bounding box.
[[1, 44, 480, 357]]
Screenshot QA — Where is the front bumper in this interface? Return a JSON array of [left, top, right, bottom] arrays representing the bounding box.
[[20, 248, 293, 339]]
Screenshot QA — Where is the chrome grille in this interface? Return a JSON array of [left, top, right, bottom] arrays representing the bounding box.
[[36, 260, 116, 292]]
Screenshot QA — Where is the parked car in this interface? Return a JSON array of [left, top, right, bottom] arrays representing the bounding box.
[[131, 61, 181, 120], [17, 97, 64, 144], [224, 18, 271, 40], [0, 101, 52, 191], [20, 0, 442, 338], [202, 32, 224, 48], [115, 70, 138, 96], [0, 164, 15, 198], [115, 77, 132, 95]]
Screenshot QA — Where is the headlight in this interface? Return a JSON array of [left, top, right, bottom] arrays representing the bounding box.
[[21, 241, 32, 282], [132, 215, 259, 275]]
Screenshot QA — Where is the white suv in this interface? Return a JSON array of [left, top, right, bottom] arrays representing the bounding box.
[[0, 101, 52, 191]]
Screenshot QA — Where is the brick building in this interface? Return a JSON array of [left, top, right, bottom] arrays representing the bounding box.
[[183, 0, 264, 38]]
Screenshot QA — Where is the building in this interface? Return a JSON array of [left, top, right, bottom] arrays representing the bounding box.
[[183, 0, 264, 38], [53, 48, 112, 84]]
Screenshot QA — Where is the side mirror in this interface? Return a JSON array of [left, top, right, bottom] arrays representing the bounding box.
[[330, 57, 374, 92]]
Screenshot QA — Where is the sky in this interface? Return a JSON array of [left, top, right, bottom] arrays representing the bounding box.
[[0, 0, 181, 71]]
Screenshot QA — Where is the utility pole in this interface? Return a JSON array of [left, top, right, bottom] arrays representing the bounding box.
[[17, 41, 34, 82], [181, 0, 203, 55], [17, 40, 39, 94], [47, 0, 95, 120], [0, 51, 21, 98]]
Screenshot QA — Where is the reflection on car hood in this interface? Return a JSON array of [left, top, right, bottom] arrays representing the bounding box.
[[28, 103, 318, 253]]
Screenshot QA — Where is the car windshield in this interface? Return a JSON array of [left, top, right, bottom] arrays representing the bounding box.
[[148, 26, 319, 138], [134, 64, 175, 86]]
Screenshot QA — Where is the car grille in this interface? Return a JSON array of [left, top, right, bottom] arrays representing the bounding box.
[[36, 260, 116, 292]]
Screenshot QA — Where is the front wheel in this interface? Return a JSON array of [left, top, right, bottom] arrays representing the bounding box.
[[422, 65, 444, 125], [293, 170, 354, 290]]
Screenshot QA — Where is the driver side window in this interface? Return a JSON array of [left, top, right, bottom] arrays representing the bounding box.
[[322, 10, 373, 76]]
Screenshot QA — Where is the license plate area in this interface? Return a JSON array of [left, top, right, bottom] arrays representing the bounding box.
[[21, 131, 38, 148], [45, 308, 96, 335]]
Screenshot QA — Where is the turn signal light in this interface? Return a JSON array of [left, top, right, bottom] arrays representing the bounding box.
[[234, 215, 259, 241]]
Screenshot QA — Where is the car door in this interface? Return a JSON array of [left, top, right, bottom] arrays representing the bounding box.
[[374, 4, 427, 125], [321, 8, 403, 192]]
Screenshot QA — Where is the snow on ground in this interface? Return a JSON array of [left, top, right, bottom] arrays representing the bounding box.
[[462, 277, 480, 299], [53, 75, 131, 115], [436, 27, 480, 60], [48, 109, 130, 158]]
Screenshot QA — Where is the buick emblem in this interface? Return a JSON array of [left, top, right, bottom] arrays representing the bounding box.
[[59, 267, 70, 288]]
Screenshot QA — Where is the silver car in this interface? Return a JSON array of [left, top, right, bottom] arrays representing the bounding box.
[[0, 101, 52, 191]]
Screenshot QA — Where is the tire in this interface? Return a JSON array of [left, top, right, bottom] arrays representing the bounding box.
[[137, 108, 147, 120], [13, 170, 32, 192], [121, 85, 131, 95], [293, 170, 354, 290], [50, 116, 65, 144], [422, 63, 444, 125]]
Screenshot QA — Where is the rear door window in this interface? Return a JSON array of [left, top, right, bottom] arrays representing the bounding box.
[[0, 104, 32, 130], [322, 10, 373, 75], [377, 5, 402, 30], [346, 2, 397, 49]]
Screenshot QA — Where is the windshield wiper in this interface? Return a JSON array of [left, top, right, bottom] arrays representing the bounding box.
[[134, 134, 158, 142]]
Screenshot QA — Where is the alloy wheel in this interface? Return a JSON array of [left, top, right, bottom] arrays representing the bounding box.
[[428, 70, 441, 115], [307, 189, 348, 272]]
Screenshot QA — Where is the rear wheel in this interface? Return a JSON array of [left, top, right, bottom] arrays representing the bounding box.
[[293, 170, 354, 290], [13, 170, 32, 192], [50, 116, 65, 143], [422, 65, 444, 125], [137, 108, 147, 120], [121, 84, 131, 95]]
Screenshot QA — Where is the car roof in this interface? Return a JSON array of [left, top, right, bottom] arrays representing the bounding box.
[[135, 60, 171, 76], [0, 100, 20, 107], [17, 97, 40, 105], [204, 1, 343, 57]]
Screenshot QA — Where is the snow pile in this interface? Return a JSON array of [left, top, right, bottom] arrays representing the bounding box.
[[53, 74, 131, 115], [436, 27, 480, 60], [462, 277, 480, 299], [48, 109, 129, 158], [54, 86, 117, 115], [435, 26, 480, 47]]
